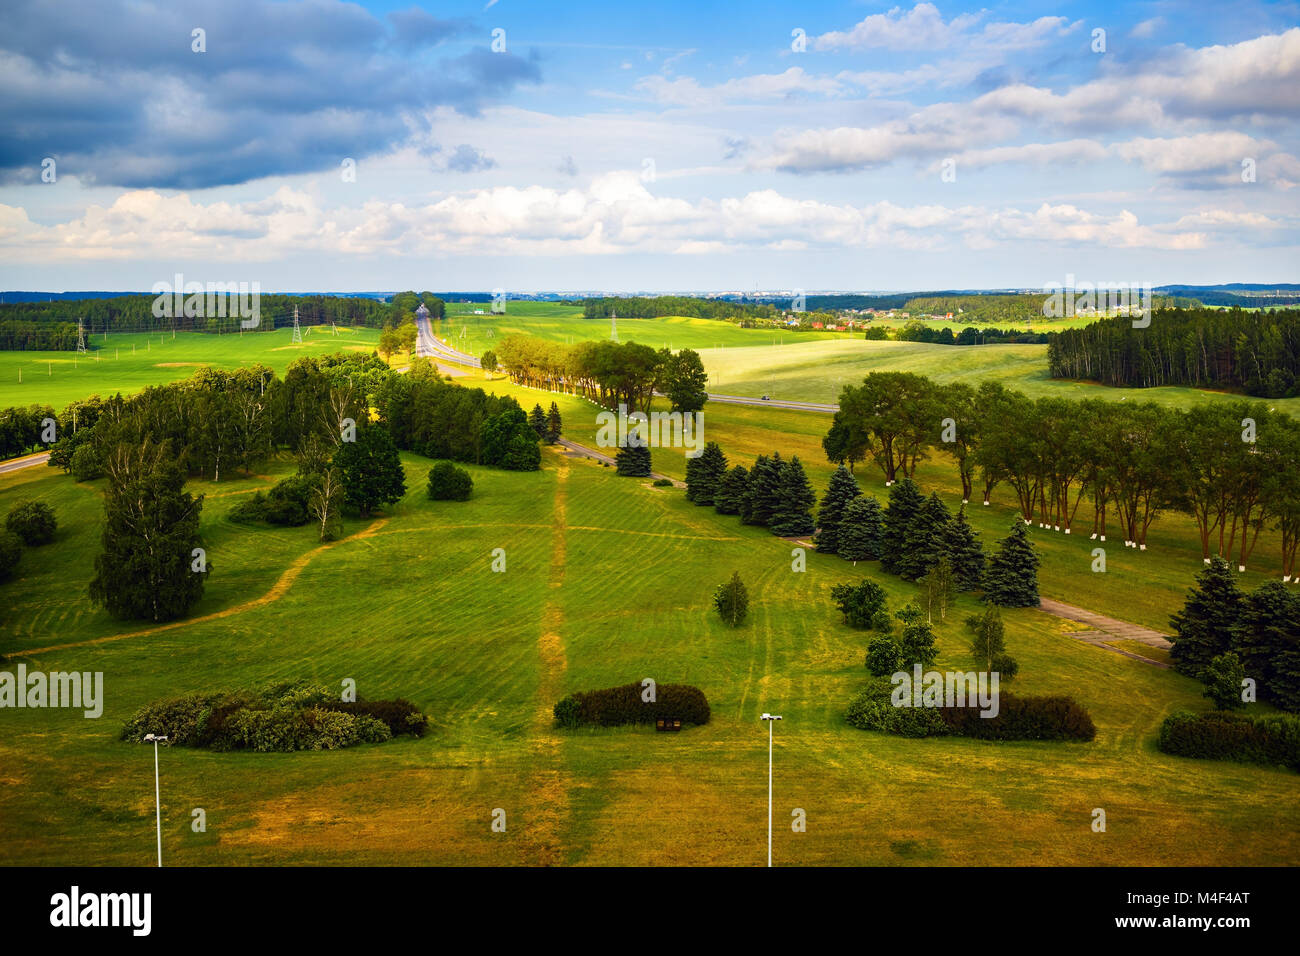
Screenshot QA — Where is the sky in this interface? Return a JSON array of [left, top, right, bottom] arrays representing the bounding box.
[[1, 0, 1298, 293]]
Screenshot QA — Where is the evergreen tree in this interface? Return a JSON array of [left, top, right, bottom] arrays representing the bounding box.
[[898, 492, 951, 581], [770, 455, 816, 536], [983, 521, 1041, 607], [838, 495, 884, 564], [966, 606, 1006, 671], [1201, 651, 1248, 710], [333, 421, 407, 517], [742, 453, 785, 526], [942, 505, 986, 591], [714, 465, 749, 515], [738, 455, 769, 524], [1233, 580, 1300, 710], [685, 441, 728, 505], [895, 603, 939, 669], [1169, 556, 1243, 678], [545, 402, 562, 444], [615, 441, 652, 477], [713, 571, 749, 627], [814, 464, 861, 554], [528, 404, 547, 439], [880, 477, 924, 575], [89, 443, 206, 622]]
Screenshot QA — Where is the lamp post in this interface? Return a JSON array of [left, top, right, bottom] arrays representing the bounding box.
[[143, 734, 169, 866], [760, 713, 782, 867]]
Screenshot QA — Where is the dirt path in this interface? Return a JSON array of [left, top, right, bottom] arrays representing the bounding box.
[[1037, 597, 1173, 668], [13, 518, 390, 659]]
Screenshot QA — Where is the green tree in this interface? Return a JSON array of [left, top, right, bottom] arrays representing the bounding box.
[[895, 603, 939, 669], [545, 402, 562, 444], [685, 441, 728, 506], [983, 521, 1040, 607], [865, 635, 903, 676], [664, 348, 709, 412], [1169, 556, 1243, 677], [713, 465, 749, 515], [942, 505, 986, 591], [6, 500, 56, 545], [481, 350, 498, 375], [308, 467, 344, 542], [332, 421, 407, 518], [838, 495, 884, 564], [880, 477, 924, 575], [814, 464, 861, 554], [899, 492, 951, 581], [966, 606, 1006, 671], [769, 455, 816, 536], [615, 440, 652, 477], [741, 452, 785, 526], [1202, 652, 1248, 711], [427, 461, 474, 501], [529, 404, 547, 439], [713, 571, 749, 627], [919, 555, 956, 622], [0, 530, 21, 581], [89, 442, 206, 622], [1233, 580, 1300, 712], [830, 579, 891, 630]]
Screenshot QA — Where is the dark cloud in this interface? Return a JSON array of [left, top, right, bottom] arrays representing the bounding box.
[[0, 0, 540, 189]]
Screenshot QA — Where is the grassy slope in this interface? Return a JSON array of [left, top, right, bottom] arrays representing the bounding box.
[[1, 447, 1296, 866]]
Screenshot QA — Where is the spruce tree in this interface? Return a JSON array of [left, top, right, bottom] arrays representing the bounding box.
[[880, 477, 924, 576], [545, 402, 562, 444], [714, 465, 749, 515], [942, 505, 986, 591], [529, 404, 547, 439], [838, 495, 884, 564], [770, 455, 816, 536], [615, 440, 652, 477], [686, 441, 728, 505], [983, 521, 1041, 607], [739, 456, 768, 524], [814, 464, 861, 554], [1234, 580, 1300, 711], [1169, 556, 1243, 678], [742, 453, 785, 526], [898, 492, 951, 581]]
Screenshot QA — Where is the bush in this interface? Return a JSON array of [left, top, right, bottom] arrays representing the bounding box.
[[653, 478, 673, 487], [865, 636, 902, 677], [6, 500, 56, 545], [318, 698, 429, 737], [846, 683, 1094, 742], [227, 493, 267, 524], [0, 531, 22, 581], [554, 682, 711, 728], [830, 579, 891, 630], [1158, 710, 1300, 771], [990, 653, 1019, 680], [70, 442, 102, 481], [427, 461, 473, 501], [263, 475, 318, 526], [846, 685, 950, 738]]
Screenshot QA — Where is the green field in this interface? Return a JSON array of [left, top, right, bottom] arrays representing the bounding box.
[[2, 444, 1297, 866], [0, 327, 380, 409]]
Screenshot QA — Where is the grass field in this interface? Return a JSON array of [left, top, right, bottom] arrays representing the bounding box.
[[0, 326, 380, 409], [2, 444, 1297, 866]]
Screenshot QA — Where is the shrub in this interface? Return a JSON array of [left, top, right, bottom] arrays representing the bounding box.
[[227, 493, 267, 524], [846, 685, 950, 738], [427, 461, 473, 501], [319, 698, 429, 737], [940, 694, 1095, 741], [830, 579, 891, 630], [1158, 710, 1300, 771], [263, 475, 318, 526], [6, 500, 56, 545], [120, 691, 230, 746], [0, 531, 22, 581], [990, 653, 1019, 680], [653, 478, 673, 487], [865, 636, 902, 677], [554, 682, 711, 728], [1201, 651, 1247, 710]]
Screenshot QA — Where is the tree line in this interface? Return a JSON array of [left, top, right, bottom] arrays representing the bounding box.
[[823, 371, 1300, 579], [1048, 308, 1300, 397], [493, 334, 708, 412], [582, 296, 779, 323]]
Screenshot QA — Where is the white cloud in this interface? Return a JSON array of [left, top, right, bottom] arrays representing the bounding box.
[[813, 3, 1074, 52]]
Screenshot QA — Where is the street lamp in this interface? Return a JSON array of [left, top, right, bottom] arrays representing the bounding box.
[[143, 734, 169, 867], [760, 713, 782, 867]]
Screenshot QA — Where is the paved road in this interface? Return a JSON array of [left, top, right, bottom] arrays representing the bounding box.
[[554, 437, 683, 487], [415, 314, 482, 368], [0, 452, 50, 475], [1037, 597, 1172, 668]]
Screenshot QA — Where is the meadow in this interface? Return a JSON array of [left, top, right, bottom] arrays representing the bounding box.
[[2, 444, 1297, 866]]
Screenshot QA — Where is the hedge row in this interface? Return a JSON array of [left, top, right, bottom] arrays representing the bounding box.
[[554, 682, 711, 728], [120, 681, 427, 752], [1158, 710, 1300, 772], [846, 682, 1095, 741]]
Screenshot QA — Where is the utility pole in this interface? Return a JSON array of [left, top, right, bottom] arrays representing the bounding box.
[[761, 713, 782, 867], [76, 318, 86, 353], [292, 306, 302, 344]]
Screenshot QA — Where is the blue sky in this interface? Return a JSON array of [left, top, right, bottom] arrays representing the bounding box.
[[1, 0, 1298, 292]]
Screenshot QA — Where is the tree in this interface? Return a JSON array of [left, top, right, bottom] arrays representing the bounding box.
[[714, 465, 749, 515], [397, 321, 418, 355], [685, 441, 728, 506], [481, 350, 498, 375], [741, 453, 785, 526], [378, 324, 399, 360], [545, 402, 562, 444], [942, 505, 986, 591], [332, 421, 407, 518], [89, 441, 206, 622], [919, 555, 956, 622], [529, 404, 547, 439], [1202, 652, 1248, 711], [838, 495, 884, 564], [899, 492, 950, 581], [895, 603, 938, 669], [6, 500, 56, 545], [865, 635, 902, 676], [966, 606, 1006, 671], [814, 464, 861, 554], [1169, 557, 1243, 677], [615, 440, 652, 477], [1233, 580, 1300, 712], [664, 348, 709, 412], [984, 521, 1040, 607], [713, 571, 748, 627], [830, 579, 891, 630], [427, 461, 473, 501], [826, 372, 940, 482], [0, 531, 21, 582], [308, 467, 344, 542], [769, 455, 816, 536], [880, 477, 924, 575]]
